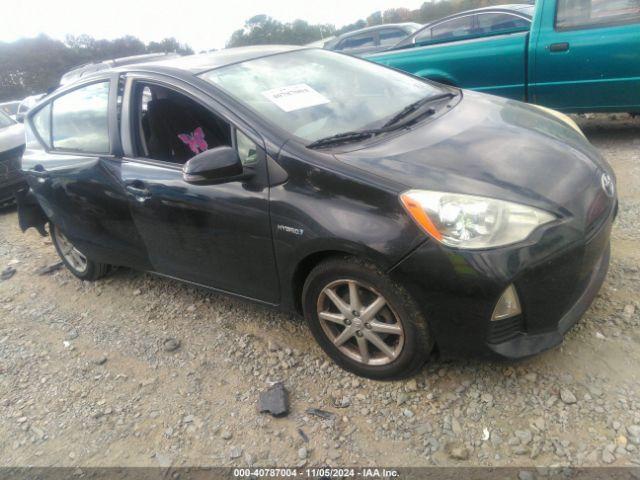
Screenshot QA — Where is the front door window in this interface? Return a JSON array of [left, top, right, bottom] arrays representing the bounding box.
[[133, 83, 232, 164]]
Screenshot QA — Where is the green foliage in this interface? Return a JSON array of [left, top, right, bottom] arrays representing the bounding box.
[[228, 15, 336, 47], [0, 35, 193, 102]]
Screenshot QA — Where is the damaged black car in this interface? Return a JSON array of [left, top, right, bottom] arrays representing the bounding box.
[[18, 46, 617, 379], [0, 110, 26, 208]]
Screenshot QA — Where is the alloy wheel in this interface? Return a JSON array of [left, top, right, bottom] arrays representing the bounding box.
[[55, 227, 88, 273], [316, 279, 405, 366]]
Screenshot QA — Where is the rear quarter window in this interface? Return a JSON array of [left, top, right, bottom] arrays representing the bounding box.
[[51, 81, 110, 154]]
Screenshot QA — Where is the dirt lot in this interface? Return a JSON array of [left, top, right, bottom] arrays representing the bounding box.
[[0, 115, 639, 469]]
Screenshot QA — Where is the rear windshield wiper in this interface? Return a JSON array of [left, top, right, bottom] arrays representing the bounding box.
[[382, 92, 456, 129]]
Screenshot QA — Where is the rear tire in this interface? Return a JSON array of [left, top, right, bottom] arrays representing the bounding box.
[[51, 224, 110, 281], [302, 256, 433, 380]]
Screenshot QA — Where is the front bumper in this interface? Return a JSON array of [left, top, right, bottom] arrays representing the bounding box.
[[390, 201, 615, 360], [488, 241, 609, 358]]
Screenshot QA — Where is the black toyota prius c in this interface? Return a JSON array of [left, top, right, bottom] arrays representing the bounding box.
[[17, 46, 617, 379]]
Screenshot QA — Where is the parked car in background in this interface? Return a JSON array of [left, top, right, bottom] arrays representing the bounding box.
[[0, 101, 21, 121], [305, 36, 336, 48], [392, 4, 534, 50], [59, 52, 180, 85], [327, 23, 422, 56], [368, 0, 640, 113], [16, 93, 46, 123], [0, 110, 26, 208], [18, 46, 616, 379]]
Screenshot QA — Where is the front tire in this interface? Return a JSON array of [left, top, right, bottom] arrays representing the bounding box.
[[51, 224, 110, 281], [302, 256, 433, 380]]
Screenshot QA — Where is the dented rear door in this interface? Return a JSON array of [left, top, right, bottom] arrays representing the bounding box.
[[21, 75, 151, 270]]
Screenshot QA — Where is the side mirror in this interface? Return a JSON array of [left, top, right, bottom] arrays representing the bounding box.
[[182, 146, 250, 185]]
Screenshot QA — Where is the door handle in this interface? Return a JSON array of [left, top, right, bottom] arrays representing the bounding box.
[[549, 42, 569, 53], [125, 181, 151, 201]]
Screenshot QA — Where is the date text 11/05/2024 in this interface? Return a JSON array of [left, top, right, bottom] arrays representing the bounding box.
[[233, 467, 400, 478]]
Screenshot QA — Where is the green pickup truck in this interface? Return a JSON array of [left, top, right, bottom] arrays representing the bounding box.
[[367, 0, 640, 113]]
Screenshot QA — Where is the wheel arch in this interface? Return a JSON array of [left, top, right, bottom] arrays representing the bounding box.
[[289, 243, 393, 315]]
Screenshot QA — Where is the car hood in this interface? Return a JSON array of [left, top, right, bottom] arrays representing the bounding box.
[[0, 123, 25, 153], [334, 91, 614, 228]]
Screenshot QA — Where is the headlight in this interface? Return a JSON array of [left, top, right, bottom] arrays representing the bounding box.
[[400, 190, 556, 249], [533, 104, 586, 138]]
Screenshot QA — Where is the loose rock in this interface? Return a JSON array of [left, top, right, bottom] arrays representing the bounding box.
[[257, 382, 289, 417], [305, 408, 335, 420], [1, 266, 16, 281], [162, 338, 180, 352], [447, 443, 470, 461], [560, 388, 577, 404]]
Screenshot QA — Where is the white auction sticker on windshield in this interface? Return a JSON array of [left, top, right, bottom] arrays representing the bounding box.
[[262, 84, 330, 112]]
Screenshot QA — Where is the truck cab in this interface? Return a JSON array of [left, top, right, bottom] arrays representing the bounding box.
[[367, 0, 640, 113]]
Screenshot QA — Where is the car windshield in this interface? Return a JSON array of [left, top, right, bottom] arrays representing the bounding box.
[[200, 49, 443, 143], [0, 110, 14, 128]]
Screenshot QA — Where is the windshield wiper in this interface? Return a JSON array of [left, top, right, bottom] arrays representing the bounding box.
[[382, 92, 456, 129], [307, 129, 384, 149], [307, 92, 456, 150]]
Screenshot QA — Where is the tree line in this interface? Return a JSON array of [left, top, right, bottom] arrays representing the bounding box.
[[0, 0, 531, 102], [0, 35, 192, 102]]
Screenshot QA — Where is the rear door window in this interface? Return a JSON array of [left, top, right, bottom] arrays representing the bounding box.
[[475, 13, 530, 35], [51, 81, 110, 153], [378, 28, 408, 47], [556, 0, 640, 29], [337, 33, 376, 51], [414, 27, 432, 44], [431, 16, 475, 42]]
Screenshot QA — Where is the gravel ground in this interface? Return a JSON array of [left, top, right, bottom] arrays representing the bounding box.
[[0, 114, 639, 469]]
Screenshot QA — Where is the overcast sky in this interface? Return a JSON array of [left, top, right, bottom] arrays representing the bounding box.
[[1, 0, 427, 51]]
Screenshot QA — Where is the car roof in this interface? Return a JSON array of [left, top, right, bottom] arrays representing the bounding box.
[[129, 45, 304, 74], [335, 22, 422, 39], [60, 53, 182, 85], [430, 4, 534, 21]]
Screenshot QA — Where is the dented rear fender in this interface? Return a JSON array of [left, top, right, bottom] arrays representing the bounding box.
[[15, 188, 49, 236]]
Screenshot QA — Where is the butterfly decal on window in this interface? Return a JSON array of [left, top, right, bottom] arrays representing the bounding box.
[[178, 127, 208, 155]]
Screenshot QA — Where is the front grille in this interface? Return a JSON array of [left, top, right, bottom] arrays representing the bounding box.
[[487, 316, 525, 344]]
